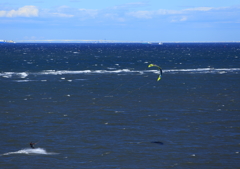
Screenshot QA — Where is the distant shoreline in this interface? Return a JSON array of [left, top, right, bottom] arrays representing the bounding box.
[[9, 40, 240, 44]]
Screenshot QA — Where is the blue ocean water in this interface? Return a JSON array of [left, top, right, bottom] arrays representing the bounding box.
[[0, 43, 239, 168]]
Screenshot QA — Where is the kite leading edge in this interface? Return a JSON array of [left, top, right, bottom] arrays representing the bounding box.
[[148, 64, 162, 81]]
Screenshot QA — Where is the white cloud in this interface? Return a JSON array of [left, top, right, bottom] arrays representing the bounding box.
[[41, 6, 76, 18], [127, 9, 182, 19], [127, 10, 153, 19], [180, 16, 187, 21], [126, 6, 226, 20], [103, 13, 126, 22], [184, 7, 213, 12], [112, 2, 148, 9], [36, 6, 99, 19], [51, 13, 74, 17], [78, 9, 98, 18], [171, 16, 188, 22], [156, 9, 182, 15], [0, 6, 39, 17]]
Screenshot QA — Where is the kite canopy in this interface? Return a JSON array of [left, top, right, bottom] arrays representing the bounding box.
[[148, 64, 162, 81]]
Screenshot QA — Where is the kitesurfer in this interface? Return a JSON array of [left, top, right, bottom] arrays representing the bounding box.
[[30, 142, 35, 149]]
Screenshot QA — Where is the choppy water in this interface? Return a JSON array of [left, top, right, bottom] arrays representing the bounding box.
[[0, 43, 239, 168]]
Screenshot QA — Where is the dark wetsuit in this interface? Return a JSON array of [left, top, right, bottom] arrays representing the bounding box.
[[30, 142, 35, 149]]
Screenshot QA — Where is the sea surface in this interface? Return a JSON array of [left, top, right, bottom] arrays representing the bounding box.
[[0, 43, 239, 168]]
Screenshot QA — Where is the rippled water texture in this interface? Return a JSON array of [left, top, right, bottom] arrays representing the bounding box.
[[0, 43, 239, 168]]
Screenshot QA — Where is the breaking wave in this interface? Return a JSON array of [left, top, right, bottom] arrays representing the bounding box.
[[1, 148, 58, 156], [0, 72, 29, 78], [164, 68, 240, 74], [0, 68, 239, 80]]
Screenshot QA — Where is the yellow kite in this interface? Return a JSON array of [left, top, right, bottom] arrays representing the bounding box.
[[148, 64, 162, 81]]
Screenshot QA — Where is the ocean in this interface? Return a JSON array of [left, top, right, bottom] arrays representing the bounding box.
[[0, 43, 239, 168]]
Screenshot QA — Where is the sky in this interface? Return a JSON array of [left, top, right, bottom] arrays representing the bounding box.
[[1, 0, 240, 42]]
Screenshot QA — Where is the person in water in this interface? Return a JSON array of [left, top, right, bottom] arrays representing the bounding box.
[[30, 142, 35, 149]]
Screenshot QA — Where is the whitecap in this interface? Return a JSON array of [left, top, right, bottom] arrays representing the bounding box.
[[0, 72, 14, 78], [115, 111, 125, 113], [2, 148, 58, 156], [164, 68, 240, 74], [0, 72, 28, 78], [14, 80, 34, 82], [1, 68, 239, 80], [107, 67, 117, 70], [17, 72, 28, 78], [2, 75, 11, 78], [76, 79, 87, 81], [41, 70, 92, 75]]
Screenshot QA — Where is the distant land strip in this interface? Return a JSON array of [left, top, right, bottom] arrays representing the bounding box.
[[15, 40, 240, 43]]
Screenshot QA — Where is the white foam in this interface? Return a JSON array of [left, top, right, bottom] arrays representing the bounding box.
[[164, 68, 240, 74], [76, 79, 87, 81], [18, 72, 28, 78], [0, 72, 14, 78], [0, 68, 239, 80], [14, 80, 34, 82], [2, 148, 58, 156], [0, 72, 28, 78], [107, 67, 117, 70], [41, 70, 92, 75]]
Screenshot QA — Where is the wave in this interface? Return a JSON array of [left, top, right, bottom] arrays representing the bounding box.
[[0, 72, 29, 78], [1, 148, 58, 156], [14, 80, 36, 82], [164, 68, 240, 74], [40, 69, 134, 75], [0, 68, 239, 79]]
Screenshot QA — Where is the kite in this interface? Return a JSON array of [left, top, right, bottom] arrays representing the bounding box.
[[148, 64, 162, 81]]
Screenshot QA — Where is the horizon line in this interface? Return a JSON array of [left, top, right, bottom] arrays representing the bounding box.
[[13, 39, 240, 43]]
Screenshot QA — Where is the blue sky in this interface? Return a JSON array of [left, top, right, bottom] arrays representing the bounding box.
[[1, 0, 240, 42]]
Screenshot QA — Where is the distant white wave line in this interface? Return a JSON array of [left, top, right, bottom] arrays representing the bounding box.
[[165, 68, 240, 72], [1, 148, 58, 156], [0, 68, 239, 78], [0, 72, 28, 78]]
